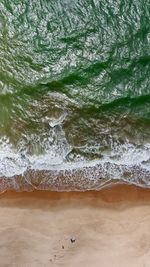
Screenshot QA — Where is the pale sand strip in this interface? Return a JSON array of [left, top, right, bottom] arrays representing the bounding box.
[[0, 185, 150, 267]]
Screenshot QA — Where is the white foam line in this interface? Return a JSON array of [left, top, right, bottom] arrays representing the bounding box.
[[0, 137, 150, 177]]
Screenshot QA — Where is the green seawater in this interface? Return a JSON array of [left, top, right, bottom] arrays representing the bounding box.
[[0, 0, 150, 190]]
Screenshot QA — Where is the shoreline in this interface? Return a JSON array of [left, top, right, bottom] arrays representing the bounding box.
[[1, 183, 150, 203], [1, 185, 150, 266]]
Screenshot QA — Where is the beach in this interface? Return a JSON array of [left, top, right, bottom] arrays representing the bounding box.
[[1, 1, 149, 266], [0, 185, 150, 267]]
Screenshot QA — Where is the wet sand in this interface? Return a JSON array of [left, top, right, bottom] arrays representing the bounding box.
[[0, 185, 150, 267]]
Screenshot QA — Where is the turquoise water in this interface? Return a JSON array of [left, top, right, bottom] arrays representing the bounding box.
[[0, 0, 150, 190]]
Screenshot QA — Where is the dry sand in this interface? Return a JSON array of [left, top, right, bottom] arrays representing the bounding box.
[[0, 185, 150, 267]]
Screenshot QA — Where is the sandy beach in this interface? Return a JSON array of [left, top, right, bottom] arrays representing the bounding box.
[[0, 185, 150, 267]]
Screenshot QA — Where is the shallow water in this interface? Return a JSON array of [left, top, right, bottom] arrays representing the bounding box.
[[0, 0, 150, 190]]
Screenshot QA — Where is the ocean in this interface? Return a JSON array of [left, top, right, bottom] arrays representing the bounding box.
[[0, 0, 150, 191]]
